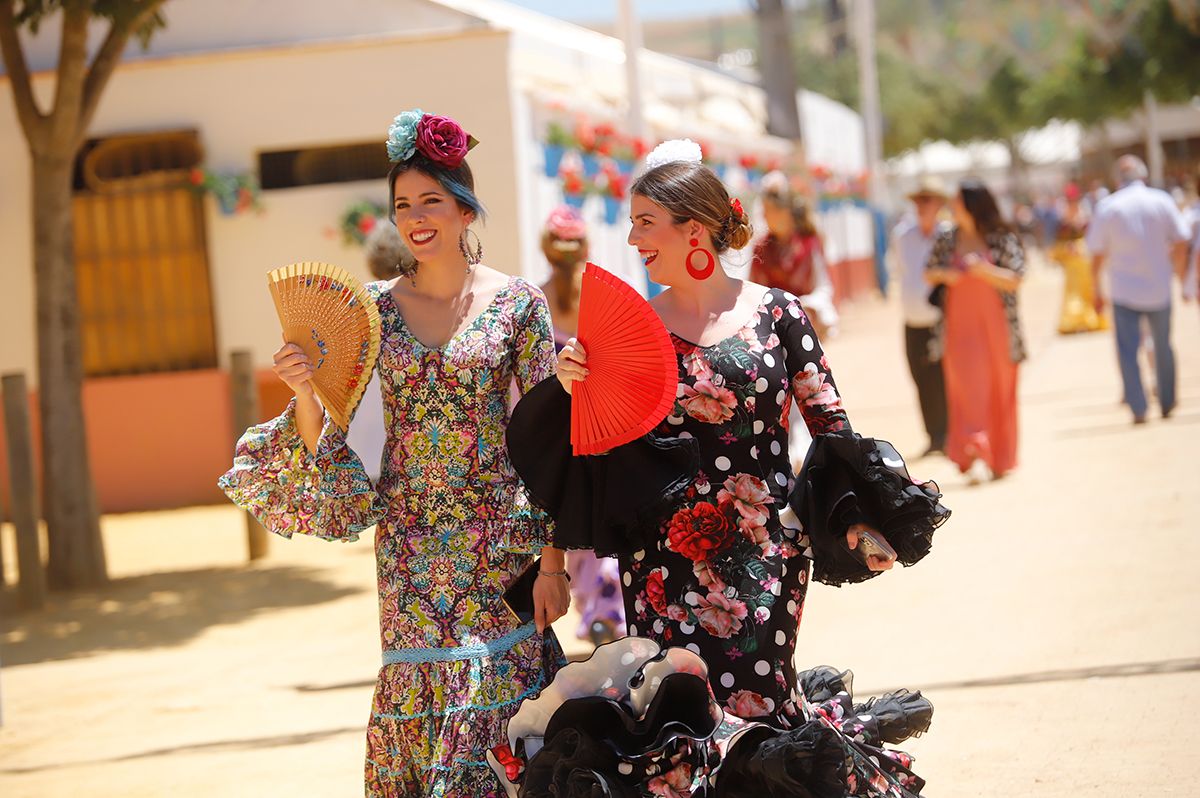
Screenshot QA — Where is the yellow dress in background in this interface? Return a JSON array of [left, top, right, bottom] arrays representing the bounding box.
[[1052, 215, 1109, 334]]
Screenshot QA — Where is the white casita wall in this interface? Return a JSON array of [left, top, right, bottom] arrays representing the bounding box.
[[0, 27, 521, 379]]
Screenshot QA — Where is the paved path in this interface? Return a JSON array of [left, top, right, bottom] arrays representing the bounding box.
[[1, 259, 1196, 796]]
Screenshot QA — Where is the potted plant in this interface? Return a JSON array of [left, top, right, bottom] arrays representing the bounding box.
[[543, 120, 577, 178], [339, 200, 389, 246], [599, 162, 627, 225], [189, 167, 262, 216]]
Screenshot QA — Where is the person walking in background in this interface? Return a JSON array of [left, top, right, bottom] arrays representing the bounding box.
[[1182, 169, 1200, 307], [1084, 179, 1110, 216], [1087, 155, 1192, 424], [540, 205, 587, 350], [891, 177, 950, 457], [538, 204, 627, 645], [926, 180, 1026, 484], [1051, 183, 1108, 335], [751, 171, 839, 339], [752, 171, 839, 468]]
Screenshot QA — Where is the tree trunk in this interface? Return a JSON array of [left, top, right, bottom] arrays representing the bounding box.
[[827, 0, 848, 57], [755, 0, 804, 142], [32, 152, 107, 589]]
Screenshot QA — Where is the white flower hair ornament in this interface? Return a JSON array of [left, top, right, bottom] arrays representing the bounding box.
[[644, 138, 703, 170]]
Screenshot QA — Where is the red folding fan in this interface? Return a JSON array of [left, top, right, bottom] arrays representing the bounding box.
[[571, 262, 677, 456]]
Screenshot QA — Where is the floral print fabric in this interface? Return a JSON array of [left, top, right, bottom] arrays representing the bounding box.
[[220, 277, 561, 797], [925, 227, 1027, 363], [620, 288, 851, 731]]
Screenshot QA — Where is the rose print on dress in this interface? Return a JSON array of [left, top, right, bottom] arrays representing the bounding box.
[[680, 377, 738, 424], [645, 567, 669, 615], [666, 502, 740, 561], [693, 590, 749, 638], [725, 689, 771, 717]]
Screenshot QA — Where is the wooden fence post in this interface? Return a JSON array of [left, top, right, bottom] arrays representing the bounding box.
[[2, 373, 46, 609], [229, 352, 269, 561]]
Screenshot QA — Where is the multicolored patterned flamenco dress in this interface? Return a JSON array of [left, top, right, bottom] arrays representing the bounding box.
[[220, 277, 563, 797]]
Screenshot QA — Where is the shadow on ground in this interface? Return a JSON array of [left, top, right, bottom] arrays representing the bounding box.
[[0, 564, 364, 666], [0, 725, 364, 775]]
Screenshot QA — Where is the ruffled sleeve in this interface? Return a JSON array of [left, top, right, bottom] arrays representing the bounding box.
[[787, 433, 948, 586], [773, 291, 948, 585], [495, 280, 559, 554], [218, 397, 385, 541]]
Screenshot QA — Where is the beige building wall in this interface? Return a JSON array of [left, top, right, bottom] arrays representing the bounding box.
[[0, 28, 519, 380]]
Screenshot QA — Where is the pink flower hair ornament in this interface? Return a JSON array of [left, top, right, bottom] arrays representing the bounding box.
[[387, 109, 479, 169]]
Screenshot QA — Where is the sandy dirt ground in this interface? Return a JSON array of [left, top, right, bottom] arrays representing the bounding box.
[[1, 256, 1197, 797]]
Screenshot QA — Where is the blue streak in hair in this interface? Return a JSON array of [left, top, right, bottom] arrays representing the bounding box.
[[441, 175, 487, 222]]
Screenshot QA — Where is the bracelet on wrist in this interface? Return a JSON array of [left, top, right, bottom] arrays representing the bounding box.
[[538, 569, 570, 581]]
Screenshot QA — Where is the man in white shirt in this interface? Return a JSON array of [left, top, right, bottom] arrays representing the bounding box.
[[890, 177, 949, 455], [1087, 155, 1192, 423]]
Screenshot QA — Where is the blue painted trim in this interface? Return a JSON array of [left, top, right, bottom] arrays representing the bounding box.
[[381, 623, 536, 665]]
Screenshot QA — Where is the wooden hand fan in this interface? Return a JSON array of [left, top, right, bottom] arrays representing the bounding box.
[[267, 262, 381, 431], [571, 262, 677, 455]]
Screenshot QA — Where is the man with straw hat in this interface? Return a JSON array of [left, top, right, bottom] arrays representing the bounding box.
[[891, 176, 950, 456]]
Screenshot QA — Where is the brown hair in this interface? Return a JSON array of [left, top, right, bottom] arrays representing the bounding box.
[[763, 186, 818, 238], [630, 161, 752, 252]]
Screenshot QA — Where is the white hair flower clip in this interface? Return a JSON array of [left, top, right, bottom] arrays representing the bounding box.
[[644, 138, 703, 170]]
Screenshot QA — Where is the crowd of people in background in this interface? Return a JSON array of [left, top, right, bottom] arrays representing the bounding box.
[[884, 156, 1198, 487]]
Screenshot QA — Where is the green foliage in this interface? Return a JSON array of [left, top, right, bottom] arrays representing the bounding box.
[[787, 0, 1200, 155], [13, 0, 165, 46]]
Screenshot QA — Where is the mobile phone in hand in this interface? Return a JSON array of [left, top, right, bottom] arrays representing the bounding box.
[[853, 528, 897, 564]]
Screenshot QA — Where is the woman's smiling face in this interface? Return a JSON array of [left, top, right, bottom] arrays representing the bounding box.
[[628, 193, 696, 285], [392, 169, 474, 262]]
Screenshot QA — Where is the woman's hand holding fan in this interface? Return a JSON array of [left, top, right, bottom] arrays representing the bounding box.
[[267, 262, 382, 432], [555, 262, 677, 456], [555, 338, 589, 394], [272, 341, 316, 398]]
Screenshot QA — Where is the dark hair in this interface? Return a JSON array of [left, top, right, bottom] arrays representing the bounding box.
[[630, 161, 752, 252], [958, 179, 1011, 237], [387, 154, 486, 222], [763, 187, 818, 238]]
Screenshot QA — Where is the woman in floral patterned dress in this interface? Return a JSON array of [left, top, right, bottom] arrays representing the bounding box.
[[220, 111, 569, 797], [556, 142, 899, 759]]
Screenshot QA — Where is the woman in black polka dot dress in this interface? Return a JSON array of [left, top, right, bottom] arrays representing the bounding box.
[[556, 147, 897, 729]]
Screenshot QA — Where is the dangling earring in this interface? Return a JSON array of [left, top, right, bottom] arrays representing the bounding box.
[[686, 237, 716, 280], [399, 261, 420, 287], [459, 228, 483, 272]]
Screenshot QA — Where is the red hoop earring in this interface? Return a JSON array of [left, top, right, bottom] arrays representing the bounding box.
[[685, 238, 716, 280]]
